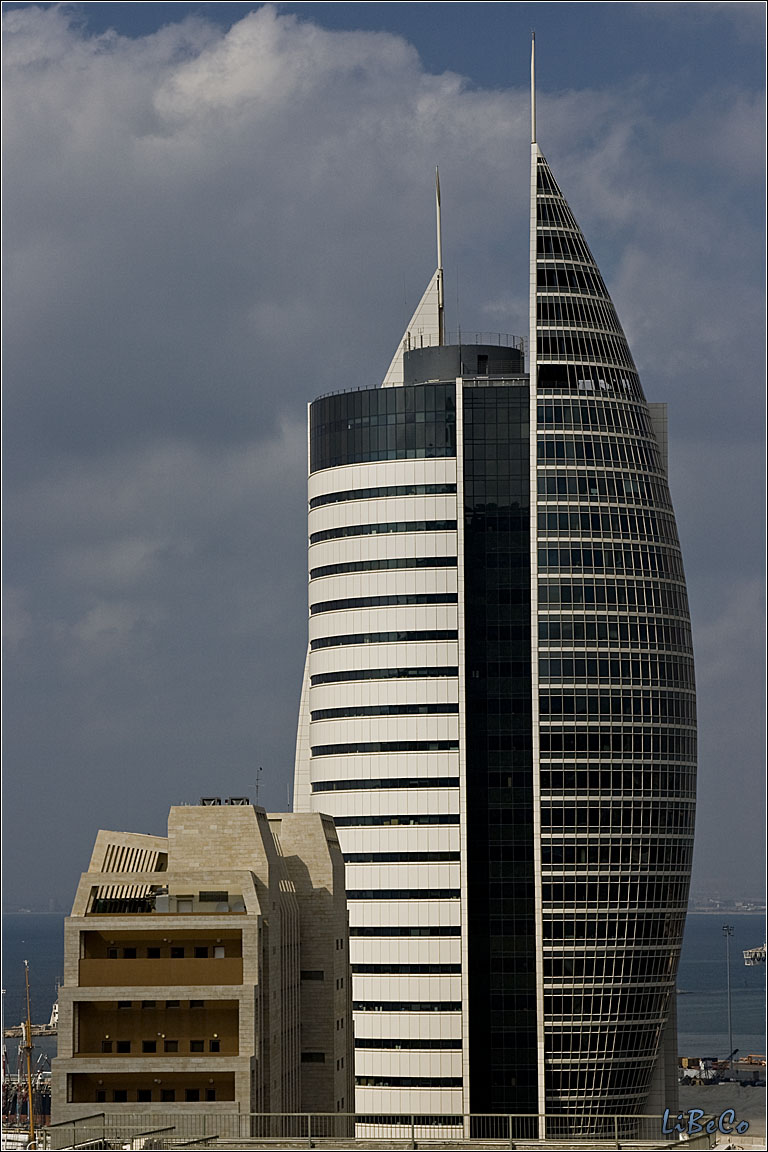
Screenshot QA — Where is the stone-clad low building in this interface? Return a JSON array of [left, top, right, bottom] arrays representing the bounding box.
[[51, 803, 353, 1129]]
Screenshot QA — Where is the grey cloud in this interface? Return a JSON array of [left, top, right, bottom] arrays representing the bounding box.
[[2, 5, 763, 906]]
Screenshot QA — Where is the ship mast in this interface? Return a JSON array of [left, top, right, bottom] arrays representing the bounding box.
[[24, 961, 35, 1147]]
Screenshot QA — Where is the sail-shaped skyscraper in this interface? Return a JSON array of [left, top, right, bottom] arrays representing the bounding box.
[[293, 44, 695, 1130]]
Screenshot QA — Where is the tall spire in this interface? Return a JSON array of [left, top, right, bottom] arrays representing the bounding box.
[[530, 30, 536, 145], [381, 173, 446, 386], [436, 166, 445, 346], [529, 31, 539, 389]]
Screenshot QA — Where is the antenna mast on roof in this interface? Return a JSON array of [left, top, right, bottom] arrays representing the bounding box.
[[436, 167, 445, 345], [531, 30, 536, 145]]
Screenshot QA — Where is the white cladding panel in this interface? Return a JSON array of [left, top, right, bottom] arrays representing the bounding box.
[[354, 1087, 463, 1114], [350, 938, 461, 966], [308, 495, 458, 534], [309, 642, 457, 676], [346, 864, 459, 888], [339, 827, 459, 854], [309, 606, 458, 640], [308, 532, 459, 570], [348, 900, 460, 928], [311, 790, 459, 817], [355, 1051, 462, 1077], [308, 679, 458, 711], [309, 717, 459, 745], [353, 976, 460, 1000], [352, 1011, 462, 1041], [309, 567, 458, 606], [307, 459, 457, 502]]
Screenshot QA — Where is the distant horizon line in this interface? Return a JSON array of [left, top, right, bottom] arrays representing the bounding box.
[[3, 903, 767, 915]]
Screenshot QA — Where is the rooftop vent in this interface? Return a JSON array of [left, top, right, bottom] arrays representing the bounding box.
[[200, 797, 222, 805], [226, 796, 250, 806]]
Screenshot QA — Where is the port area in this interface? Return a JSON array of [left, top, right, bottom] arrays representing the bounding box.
[[679, 1056, 766, 1087], [678, 1083, 766, 1150]]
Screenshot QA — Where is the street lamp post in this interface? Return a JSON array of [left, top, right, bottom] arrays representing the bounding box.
[[722, 924, 734, 1071]]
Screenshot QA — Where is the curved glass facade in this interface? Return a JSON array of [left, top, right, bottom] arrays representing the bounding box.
[[310, 384, 456, 471], [533, 152, 695, 1118]]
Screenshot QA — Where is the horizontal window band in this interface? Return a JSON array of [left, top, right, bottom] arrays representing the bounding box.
[[311, 704, 460, 721], [355, 1037, 461, 1048], [311, 520, 457, 545], [311, 667, 458, 686], [312, 775, 459, 790], [311, 746, 459, 761], [351, 965, 461, 976], [347, 890, 460, 900], [310, 629, 458, 651], [355, 1076, 463, 1088], [356, 1115, 463, 1126], [540, 692, 695, 722], [539, 728, 696, 756], [538, 615, 691, 648], [310, 483, 457, 509], [350, 926, 460, 937], [334, 814, 459, 828], [353, 1003, 461, 1013], [311, 556, 458, 579], [312, 448, 457, 470], [344, 852, 460, 863], [311, 593, 459, 614]]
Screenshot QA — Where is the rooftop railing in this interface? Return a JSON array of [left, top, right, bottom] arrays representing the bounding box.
[[42, 1110, 718, 1149]]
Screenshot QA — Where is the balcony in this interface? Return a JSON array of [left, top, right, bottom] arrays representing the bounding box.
[[85, 886, 246, 915], [79, 958, 243, 987]]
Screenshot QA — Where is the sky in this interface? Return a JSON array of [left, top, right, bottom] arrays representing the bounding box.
[[2, 1, 765, 911]]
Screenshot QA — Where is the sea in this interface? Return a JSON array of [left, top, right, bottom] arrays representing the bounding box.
[[2, 910, 765, 1069]]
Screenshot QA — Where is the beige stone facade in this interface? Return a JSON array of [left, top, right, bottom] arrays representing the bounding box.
[[51, 804, 353, 1127]]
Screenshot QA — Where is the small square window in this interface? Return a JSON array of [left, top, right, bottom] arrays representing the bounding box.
[[190, 1040, 204, 1053], [185, 1088, 200, 1102], [116, 1041, 131, 1053], [141, 1000, 156, 1009], [117, 1001, 132, 1009], [107, 948, 118, 959], [165, 1000, 180, 1009], [122, 947, 137, 959], [101, 1040, 113, 1053], [190, 999, 204, 1009], [164, 1040, 178, 1053], [170, 947, 184, 959], [209, 1039, 220, 1053], [142, 1040, 156, 1053], [137, 1089, 151, 1102], [146, 947, 161, 959], [194, 946, 208, 958], [161, 1089, 175, 1103], [206, 1088, 216, 1102], [95, 1090, 106, 1103], [113, 1089, 128, 1103]]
